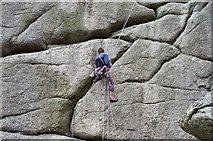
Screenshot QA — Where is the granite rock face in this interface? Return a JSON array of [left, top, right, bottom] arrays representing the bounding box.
[[1, 1, 212, 140], [1, 39, 130, 136], [2, 2, 155, 56]]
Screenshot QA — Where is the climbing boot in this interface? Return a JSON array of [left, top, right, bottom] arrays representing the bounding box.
[[109, 96, 118, 102]]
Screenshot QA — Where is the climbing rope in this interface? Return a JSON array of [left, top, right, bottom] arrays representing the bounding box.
[[113, 2, 136, 46], [102, 2, 136, 141]]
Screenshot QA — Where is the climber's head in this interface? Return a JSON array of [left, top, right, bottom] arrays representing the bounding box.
[[98, 47, 104, 54]]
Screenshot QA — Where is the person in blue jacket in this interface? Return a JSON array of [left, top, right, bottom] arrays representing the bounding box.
[[91, 47, 118, 102]]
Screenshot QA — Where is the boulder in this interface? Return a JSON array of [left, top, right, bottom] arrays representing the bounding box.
[[149, 54, 212, 91], [71, 82, 204, 139], [179, 92, 213, 140], [0, 39, 131, 135], [174, 2, 212, 61], [110, 39, 180, 84], [2, 2, 155, 56], [112, 14, 188, 43]]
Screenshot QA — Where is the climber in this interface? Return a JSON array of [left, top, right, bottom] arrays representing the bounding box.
[[91, 47, 118, 102]]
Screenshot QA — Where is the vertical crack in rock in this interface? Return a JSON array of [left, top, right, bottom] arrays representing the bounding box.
[[171, 2, 208, 45]]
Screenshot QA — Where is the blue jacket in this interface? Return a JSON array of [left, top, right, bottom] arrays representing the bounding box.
[[95, 53, 111, 68]]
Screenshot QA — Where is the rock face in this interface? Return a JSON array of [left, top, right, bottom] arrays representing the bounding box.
[[2, 2, 155, 56], [1, 1, 212, 140], [1, 39, 131, 136], [174, 2, 212, 61], [179, 92, 213, 140], [71, 82, 206, 139], [110, 39, 180, 84], [112, 14, 188, 43]]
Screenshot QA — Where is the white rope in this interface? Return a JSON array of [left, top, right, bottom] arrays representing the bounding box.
[[102, 81, 107, 141], [113, 2, 136, 47], [102, 2, 136, 140], [109, 101, 119, 141]]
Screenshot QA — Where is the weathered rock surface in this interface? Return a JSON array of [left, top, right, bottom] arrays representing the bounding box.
[[138, 0, 168, 9], [110, 39, 180, 84], [156, 2, 207, 18], [71, 82, 205, 139], [174, 2, 212, 61], [1, 2, 57, 56], [2, 2, 155, 56], [112, 14, 188, 43], [179, 92, 213, 140], [0, 131, 84, 140], [1, 1, 212, 140], [149, 54, 212, 91], [0, 39, 131, 135]]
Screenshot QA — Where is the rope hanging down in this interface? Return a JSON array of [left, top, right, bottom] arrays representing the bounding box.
[[102, 2, 136, 141]]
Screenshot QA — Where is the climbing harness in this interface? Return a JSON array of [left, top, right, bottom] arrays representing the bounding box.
[[101, 2, 136, 141]]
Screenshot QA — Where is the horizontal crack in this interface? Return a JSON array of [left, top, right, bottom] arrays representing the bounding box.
[[1, 25, 15, 28], [140, 37, 173, 45], [119, 79, 148, 84], [1, 108, 41, 120], [143, 99, 175, 105], [149, 84, 202, 92]]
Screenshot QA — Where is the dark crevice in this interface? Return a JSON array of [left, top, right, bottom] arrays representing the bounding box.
[[1, 108, 41, 120], [1, 25, 15, 28], [141, 37, 172, 45], [119, 79, 148, 85], [112, 35, 135, 43], [143, 99, 175, 105]]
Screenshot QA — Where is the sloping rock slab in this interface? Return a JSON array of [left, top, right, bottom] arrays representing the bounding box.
[[110, 39, 180, 84], [0, 39, 131, 135], [71, 82, 204, 139], [112, 14, 188, 43], [150, 54, 212, 91]]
